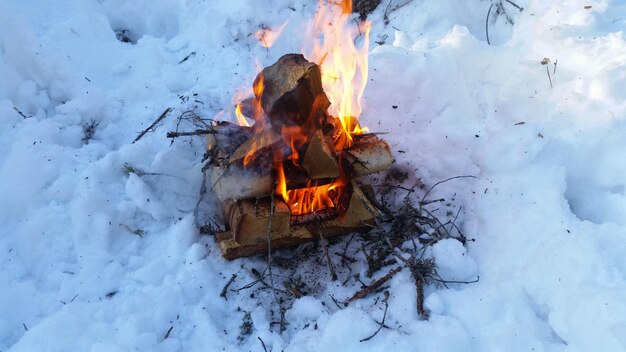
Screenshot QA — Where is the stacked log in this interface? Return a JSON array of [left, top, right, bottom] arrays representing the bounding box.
[[205, 53, 394, 259]]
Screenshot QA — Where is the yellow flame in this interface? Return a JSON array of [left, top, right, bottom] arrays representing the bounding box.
[[306, 0, 371, 149], [234, 102, 250, 127], [235, 0, 372, 216]]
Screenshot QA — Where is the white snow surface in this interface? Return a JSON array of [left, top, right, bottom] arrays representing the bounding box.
[[2, 0, 626, 351]]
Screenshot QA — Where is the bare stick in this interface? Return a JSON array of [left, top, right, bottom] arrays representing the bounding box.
[[258, 337, 268, 352], [419, 198, 445, 206], [546, 65, 553, 88], [415, 278, 428, 318], [264, 190, 285, 332], [348, 266, 402, 302], [435, 276, 480, 285], [193, 162, 209, 230], [318, 227, 338, 281], [166, 129, 217, 138], [164, 326, 174, 339], [421, 175, 476, 206], [553, 59, 558, 75], [248, 268, 290, 294], [13, 106, 32, 119], [448, 206, 462, 236], [220, 274, 237, 300], [383, 0, 415, 25], [505, 0, 524, 11], [133, 107, 173, 143], [360, 291, 390, 342], [486, 4, 493, 45]]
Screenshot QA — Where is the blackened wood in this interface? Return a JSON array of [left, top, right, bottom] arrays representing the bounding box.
[[290, 208, 339, 226], [255, 54, 330, 131], [229, 128, 282, 166], [206, 121, 254, 160], [301, 129, 340, 179]]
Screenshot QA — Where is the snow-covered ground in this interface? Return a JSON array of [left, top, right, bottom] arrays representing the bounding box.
[[2, 0, 626, 351]]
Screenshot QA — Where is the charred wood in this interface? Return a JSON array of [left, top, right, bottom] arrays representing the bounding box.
[[255, 54, 330, 131]]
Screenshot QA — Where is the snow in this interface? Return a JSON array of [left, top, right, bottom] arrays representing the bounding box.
[[1, 0, 626, 351]]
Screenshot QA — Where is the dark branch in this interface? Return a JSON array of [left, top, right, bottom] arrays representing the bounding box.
[[349, 266, 402, 302], [360, 291, 390, 342], [166, 129, 217, 138], [220, 274, 237, 300], [133, 107, 173, 143]]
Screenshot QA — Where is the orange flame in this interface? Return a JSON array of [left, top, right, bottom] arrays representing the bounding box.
[[255, 21, 289, 48], [276, 162, 346, 216], [277, 0, 369, 215], [252, 73, 265, 128], [234, 0, 371, 217]]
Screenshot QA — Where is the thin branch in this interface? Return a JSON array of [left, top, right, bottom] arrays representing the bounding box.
[[383, 0, 415, 25], [553, 59, 558, 75], [133, 107, 173, 143], [348, 266, 402, 302], [258, 337, 268, 352], [13, 106, 32, 119], [166, 129, 217, 138], [421, 175, 476, 206], [193, 162, 210, 230], [486, 4, 494, 45], [264, 190, 287, 332], [330, 294, 345, 309], [164, 326, 174, 339], [448, 206, 462, 236], [546, 65, 553, 88], [220, 274, 237, 300], [318, 228, 338, 281], [505, 0, 524, 12], [434, 275, 480, 285], [360, 291, 390, 342]]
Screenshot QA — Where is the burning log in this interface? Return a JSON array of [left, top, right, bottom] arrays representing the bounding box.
[[206, 122, 254, 159], [229, 128, 283, 167], [207, 133, 393, 202], [205, 43, 392, 259], [301, 130, 340, 179], [216, 181, 380, 259], [255, 54, 331, 130]]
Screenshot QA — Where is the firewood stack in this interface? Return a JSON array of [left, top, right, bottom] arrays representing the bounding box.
[[207, 54, 393, 259]]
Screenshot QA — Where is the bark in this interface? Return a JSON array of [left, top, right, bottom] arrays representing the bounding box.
[[255, 54, 330, 131]]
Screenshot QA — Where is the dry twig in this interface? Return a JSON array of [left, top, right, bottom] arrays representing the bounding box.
[[220, 274, 237, 300], [318, 228, 338, 281], [133, 107, 173, 143], [360, 290, 390, 342], [166, 129, 217, 138], [348, 266, 402, 302], [486, 4, 494, 45], [258, 337, 268, 352]]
